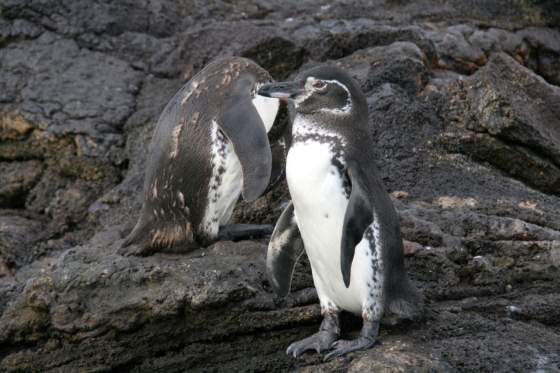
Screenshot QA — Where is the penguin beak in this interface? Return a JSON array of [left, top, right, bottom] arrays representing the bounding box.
[[258, 81, 305, 101]]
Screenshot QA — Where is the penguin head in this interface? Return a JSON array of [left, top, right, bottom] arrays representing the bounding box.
[[258, 66, 366, 117]]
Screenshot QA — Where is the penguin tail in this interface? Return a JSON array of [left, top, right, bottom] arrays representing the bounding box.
[[119, 210, 197, 256], [383, 277, 424, 325]]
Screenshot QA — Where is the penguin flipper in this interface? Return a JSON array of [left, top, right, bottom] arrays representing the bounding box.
[[218, 74, 271, 202], [265, 134, 288, 193], [341, 161, 373, 288], [266, 201, 305, 297]]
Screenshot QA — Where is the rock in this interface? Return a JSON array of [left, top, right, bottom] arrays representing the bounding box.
[[428, 24, 487, 73], [0, 238, 318, 371], [469, 28, 526, 58], [1, 1, 560, 372], [0, 32, 142, 138], [434, 196, 478, 209], [0, 114, 33, 140], [508, 293, 560, 325], [289, 21, 437, 64], [440, 53, 560, 195], [336, 41, 430, 94], [403, 240, 424, 256], [0, 212, 46, 269], [176, 22, 305, 79], [518, 27, 560, 85], [0, 161, 43, 208], [300, 336, 452, 372], [428, 311, 560, 372], [466, 54, 560, 162]]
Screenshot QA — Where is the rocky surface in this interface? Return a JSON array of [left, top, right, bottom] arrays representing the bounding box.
[[1, 0, 560, 372]]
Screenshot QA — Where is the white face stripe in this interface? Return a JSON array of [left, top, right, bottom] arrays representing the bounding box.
[[320, 78, 352, 114], [293, 77, 316, 107], [296, 76, 352, 114]]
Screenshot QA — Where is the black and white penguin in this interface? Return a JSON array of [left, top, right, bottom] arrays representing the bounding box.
[[258, 66, 421, 360], [120, 57, 285, 256]]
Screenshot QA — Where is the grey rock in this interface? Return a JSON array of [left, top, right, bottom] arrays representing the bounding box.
[[428, 24, 487, 73], [440, 53, 560, 195], [0, 161, 43, 208], [0, 32, 142, 138], [336, 41, 430, 94], [1, 1, 560, 372], [176, 21, 305, 79], [0, 212, 46, 270]]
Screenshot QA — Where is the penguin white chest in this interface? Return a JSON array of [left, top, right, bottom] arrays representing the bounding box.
[[286, 140, 376, 315]]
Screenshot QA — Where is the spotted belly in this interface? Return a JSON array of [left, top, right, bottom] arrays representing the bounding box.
[[200, 121, 243, 238], [286, 140, 382, 316], [200, 95, 279, 239]]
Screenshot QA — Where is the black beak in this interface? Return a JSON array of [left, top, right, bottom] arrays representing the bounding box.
[[258, 81, 305, 100]]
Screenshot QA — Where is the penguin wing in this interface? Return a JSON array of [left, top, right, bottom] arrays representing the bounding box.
[[218, 74, 272, 202], [341, 159, 374, 288], [265, 130, 290, 193], [266, 201, 305, 297]]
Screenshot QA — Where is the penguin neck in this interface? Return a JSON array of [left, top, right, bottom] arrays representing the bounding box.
[[292, 114, 346, 146], [252, 95, 280, 133]]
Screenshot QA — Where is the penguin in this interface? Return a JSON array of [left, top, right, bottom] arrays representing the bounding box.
[[120, 56, 286, 256], [258, 66, 422, 360]]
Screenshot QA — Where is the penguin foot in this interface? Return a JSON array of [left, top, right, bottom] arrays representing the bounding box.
[[323, 336, 377, 361], [217, 224, 274, 241], [286, 330, 338, 358], [286, 312, 339, 358], [117, 243, 155, 257], [323, 320, 380, 361]]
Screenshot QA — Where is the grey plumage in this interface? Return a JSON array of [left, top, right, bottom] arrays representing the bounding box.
[[121, 57, 283, 255]]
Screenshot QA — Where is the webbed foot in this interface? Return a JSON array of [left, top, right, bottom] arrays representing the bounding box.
[[286, 311, 339, 358], [324, 320, 379, 361], [287, 330, 338, 358]]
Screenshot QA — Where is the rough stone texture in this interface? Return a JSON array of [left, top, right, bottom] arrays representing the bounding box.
[[1, 1, 560, 372]]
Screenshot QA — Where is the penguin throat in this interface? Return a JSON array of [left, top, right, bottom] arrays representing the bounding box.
[[292, 115, 346, 146], [252, 94, 280, 132]]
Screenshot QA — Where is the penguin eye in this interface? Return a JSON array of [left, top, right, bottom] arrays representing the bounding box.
[[312, 80, 327, 90]]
